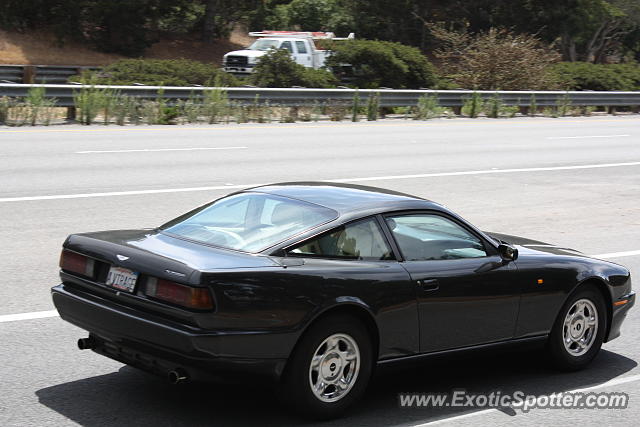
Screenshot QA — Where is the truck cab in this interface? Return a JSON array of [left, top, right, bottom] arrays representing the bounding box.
[[222, 31, 353, 76]]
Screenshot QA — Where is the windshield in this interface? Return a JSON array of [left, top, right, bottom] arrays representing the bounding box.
[[248, 39, 281, 51], [161, 192, 338, 253]]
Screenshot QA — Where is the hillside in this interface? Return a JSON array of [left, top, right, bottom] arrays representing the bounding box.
[[0, 28, 250, 66]]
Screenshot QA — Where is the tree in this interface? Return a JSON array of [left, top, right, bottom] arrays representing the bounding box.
[[202, 0, 218, 42], [500, 0, 640, 63], [201, 0, 254, 41], [50, 0, 202, 56], [260, 0, 354, 34]]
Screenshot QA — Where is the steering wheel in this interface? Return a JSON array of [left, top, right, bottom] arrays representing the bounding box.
[[209, 228, 246, 247], [245, 223, 276, 233]]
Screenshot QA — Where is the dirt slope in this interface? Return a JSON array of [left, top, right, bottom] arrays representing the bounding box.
[[0, 28, 248, 66]]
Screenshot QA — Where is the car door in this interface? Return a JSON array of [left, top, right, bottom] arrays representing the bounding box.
[[384, 212, 520, 353], [279, 40, 297, 63], [284, 216, 419, 358], [294, 40, 313, 67]]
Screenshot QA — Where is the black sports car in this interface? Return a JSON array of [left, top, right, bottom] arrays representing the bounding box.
[[52, 182, 634, 418]]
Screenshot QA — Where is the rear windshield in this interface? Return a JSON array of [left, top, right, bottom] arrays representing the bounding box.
[[161, 192, 338, 253]]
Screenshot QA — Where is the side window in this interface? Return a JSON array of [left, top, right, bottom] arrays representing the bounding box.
[[295, 41, 308, 54], [387, 214, 487, 261], [287, 218, 394, 261], [280, 41, 294, 52]]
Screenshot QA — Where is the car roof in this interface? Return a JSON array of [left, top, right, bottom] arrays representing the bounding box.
[[245, 182, 440, 216]]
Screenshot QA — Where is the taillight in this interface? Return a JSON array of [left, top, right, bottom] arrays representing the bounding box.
[[145, 277, 214, 310], [59, 249, 95, 277]]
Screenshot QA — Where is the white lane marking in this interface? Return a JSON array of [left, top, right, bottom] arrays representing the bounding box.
[[76, 146, 247, 154], [415, 410, 496, 426], [329, 161, 640, 184], [413, 373, 640, 426], [2, 160, 640, 203], [546, 134, 630, 139], [592, 250, 640, 259], [0, 184, 260, 203], [0, 310, 58, 323], [572, 373, 640, 392]]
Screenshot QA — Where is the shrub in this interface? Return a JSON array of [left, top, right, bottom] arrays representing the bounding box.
[[73, 84, 116, 125], [550, 62, 640, 91], [484, 93, 502, 118], [556, 93, 572, 117], [327, 40, 438, 89], [71, 59, 240, 87], [529, 94, 538, 116], [24, 86, 57, 126], [414, 94, 444, 120], [250, 48, 338, 88], [430, 26, 560, 90], [1, 86, 58, 126], [351, 90, 361, 122], [462, 92, 483, 118], [202, 86, 230, 124], [0, 96, 12, 124], [366, 92, 380, 120]]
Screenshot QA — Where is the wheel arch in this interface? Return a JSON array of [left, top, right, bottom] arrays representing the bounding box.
[[568, 277, 613, 341], [288, 300, 380, 364]]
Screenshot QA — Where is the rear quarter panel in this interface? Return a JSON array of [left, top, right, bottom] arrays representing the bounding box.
[[204, 258, 417, 360]]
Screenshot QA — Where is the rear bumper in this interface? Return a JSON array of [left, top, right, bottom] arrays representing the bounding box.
[[51, 284, 287, 382], [606, 291, 635, 342]]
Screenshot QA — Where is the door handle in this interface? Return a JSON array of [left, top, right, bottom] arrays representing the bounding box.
[[417, 279, 439, 291]]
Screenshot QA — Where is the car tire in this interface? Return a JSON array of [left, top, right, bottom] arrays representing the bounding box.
[[546, 283, 607, 371], [279, 314, 373, 420]]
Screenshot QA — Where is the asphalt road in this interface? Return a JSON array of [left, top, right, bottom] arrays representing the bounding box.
[[1, 116, 639, 426]]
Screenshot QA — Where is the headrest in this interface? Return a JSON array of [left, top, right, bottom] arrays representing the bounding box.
[[271, 203, 302, 226]]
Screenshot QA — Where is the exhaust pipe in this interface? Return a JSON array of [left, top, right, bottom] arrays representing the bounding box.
[[168, 368, 189, 385], [77, 337, 96, 350]]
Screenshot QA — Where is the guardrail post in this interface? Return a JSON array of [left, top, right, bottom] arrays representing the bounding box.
[[66, 106, 77, 121], [22, 66, 36, 84], [290, 106, 299, 121], [607, 106, 616, 115], [452, 106, 462, 116]]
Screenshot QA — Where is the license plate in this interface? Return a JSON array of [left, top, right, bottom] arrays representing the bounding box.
[[106, 266, 139, 293]]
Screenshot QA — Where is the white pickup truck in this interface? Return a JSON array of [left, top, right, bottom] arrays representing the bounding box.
[[223, 31, 354, 75]]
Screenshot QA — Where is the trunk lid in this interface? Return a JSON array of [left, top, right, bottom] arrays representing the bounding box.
[[64, 229, 281, 285]]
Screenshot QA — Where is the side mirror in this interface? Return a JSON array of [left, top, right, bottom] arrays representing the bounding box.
[[498, 243, 518, 261]]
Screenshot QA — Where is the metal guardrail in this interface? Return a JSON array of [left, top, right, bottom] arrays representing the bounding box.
[[0, 66, 24, 83], [1, 83, 640, 109], [0, 65, 98, 84]]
